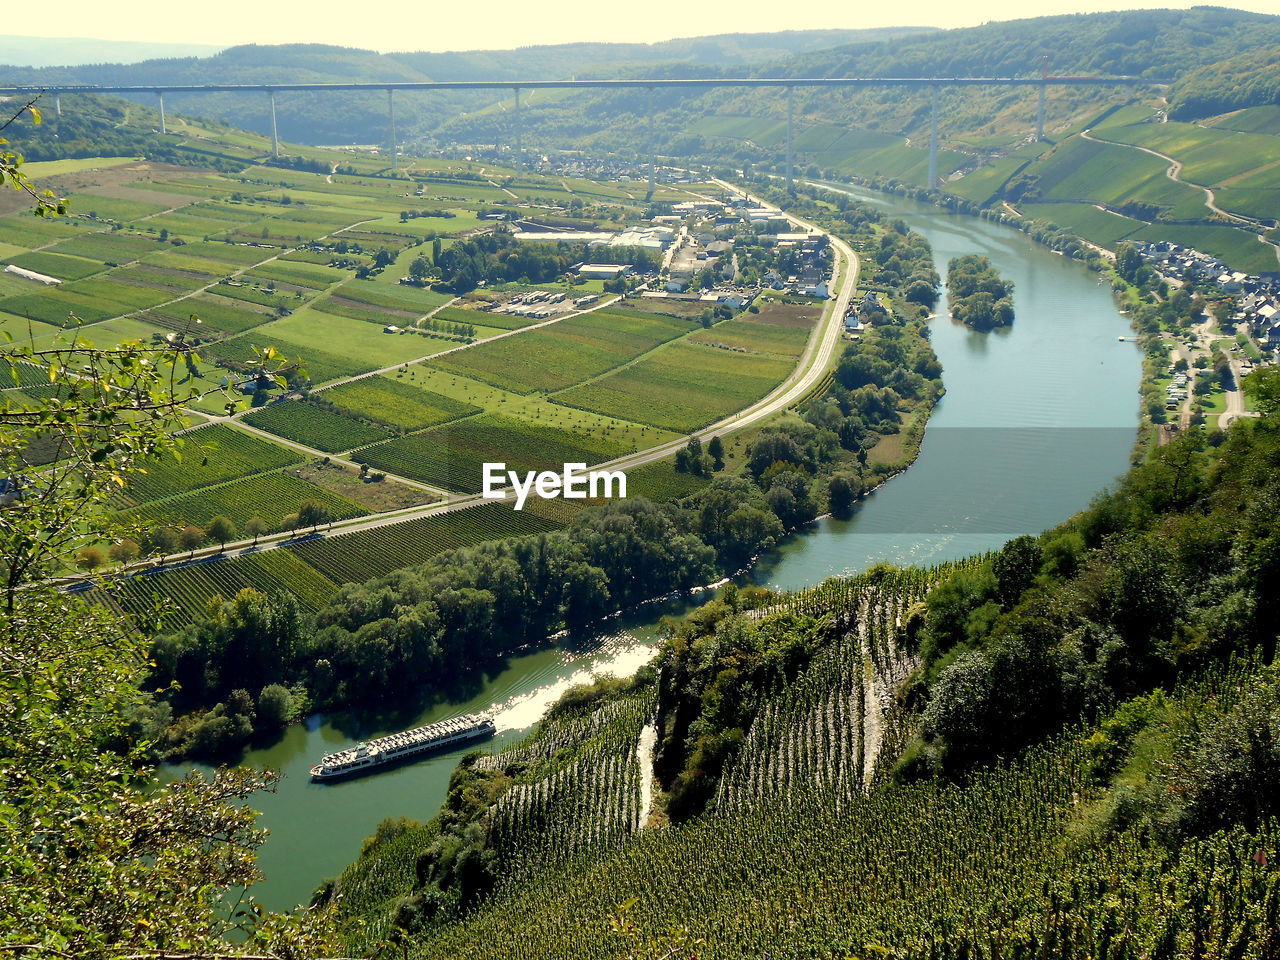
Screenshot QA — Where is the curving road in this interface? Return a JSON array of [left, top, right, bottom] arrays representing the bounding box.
[[73, 182, 858, 583]]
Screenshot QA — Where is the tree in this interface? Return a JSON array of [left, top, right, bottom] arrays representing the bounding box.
[[76, 545, 106, 570], [257, 684, 294, 730], [1245, 366, 1280, 415], [297, 499, 330, 529], [409, 254, 431, 282], [179, 524, 205, 554], [432, 236, 443, 264], [708, 435, 725, 471], [207, 514, 235, 548], [147, 525, 179, 556], [244, 516, 266, 544], [108, 538, 141, 564]]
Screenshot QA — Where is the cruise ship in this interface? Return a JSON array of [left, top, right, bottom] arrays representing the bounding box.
[[309, 713, 496, 783]]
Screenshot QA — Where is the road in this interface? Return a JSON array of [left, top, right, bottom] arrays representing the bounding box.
[[78, 181, 858, 583]]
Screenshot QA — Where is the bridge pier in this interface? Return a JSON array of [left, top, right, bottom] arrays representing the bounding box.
[[387, 88, 397, 172], [514, 87, 521, 164], [786, 86, 794, 193], [54, 94, 61, 117], [647, 86, 656, 197], [1036, 81, 1046, 141], [269, 91, 279, 159], [157, 91, 166, 135], [927, 88, 938, 191]]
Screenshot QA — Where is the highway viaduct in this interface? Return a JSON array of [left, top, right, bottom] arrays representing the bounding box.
[[0, 75, 1168, 191]]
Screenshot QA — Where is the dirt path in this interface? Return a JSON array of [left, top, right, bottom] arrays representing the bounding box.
[[635, 720, 657, 829]]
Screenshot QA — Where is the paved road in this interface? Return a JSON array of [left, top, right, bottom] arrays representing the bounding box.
[[80, 181, 858, 583]]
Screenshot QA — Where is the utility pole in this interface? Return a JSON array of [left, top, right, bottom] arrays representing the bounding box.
[[786, 86, 794, 194], [157, 91, 166, 135], [928, 87, 939, 191], [269, 91, 280, 159]]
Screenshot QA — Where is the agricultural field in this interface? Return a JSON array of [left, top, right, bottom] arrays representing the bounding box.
[[319, 374, 482, 432], [124, 470, 368, 531], [242, 400, 391, 452], [1020, 202, 1147, 247], [428, 308, 688, 394], [352, 412, 635, 493], [690, 309, 814, 358], [284, 502, 564, 585], [556, 340, 794, 433], [115, 424, 303, 507], [5, 251, 107, 281], [113, 549, 341, 628]]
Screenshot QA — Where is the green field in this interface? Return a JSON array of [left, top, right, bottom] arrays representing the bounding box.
[[319, 375, 482, 432], [242, 400, 391, 452], [556, 340, 794, 432], [1020, 202, 1147, 246], [127, 470, 369, 530], [352, 412, 634, 493], [429, 309, 689, 394], [284, 502, 563, 585], [117, 424, 304, 506], [6, 251, 108, 281]]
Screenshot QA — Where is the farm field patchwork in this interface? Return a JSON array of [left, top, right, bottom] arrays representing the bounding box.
[[352, 412, 635, 493], [556, 340, 794, 433]]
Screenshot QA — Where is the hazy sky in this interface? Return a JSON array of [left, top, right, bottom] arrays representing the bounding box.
[[20, 0, 1280, 53]]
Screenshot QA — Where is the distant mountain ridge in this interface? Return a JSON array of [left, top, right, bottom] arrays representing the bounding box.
[[0, 35, 225, 67]]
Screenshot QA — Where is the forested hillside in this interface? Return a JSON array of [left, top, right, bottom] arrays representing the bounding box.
[[331, 377, 1280, 957]]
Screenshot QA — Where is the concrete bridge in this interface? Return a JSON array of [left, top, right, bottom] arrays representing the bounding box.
[[0, 74, 1169, 191]]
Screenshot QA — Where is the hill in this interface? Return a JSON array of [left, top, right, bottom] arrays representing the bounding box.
[[328, 399, 1280, 957]]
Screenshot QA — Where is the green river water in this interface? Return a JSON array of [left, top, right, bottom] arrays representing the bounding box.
[[172, 186, 1143, 911]]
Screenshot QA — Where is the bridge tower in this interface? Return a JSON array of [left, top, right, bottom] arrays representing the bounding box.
[[514, 87, 522, 164], [1037, 55, 1048, 142], [387, 88, 398, 172], [156, 91, 166, 135], [647, 85, 656, 198], [53, 94, 60, 117], [786, 86, 794, 194], [268, 91, 280, 159]]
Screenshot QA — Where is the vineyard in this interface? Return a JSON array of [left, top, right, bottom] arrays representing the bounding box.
[[115, 424, 304, 506], [124, 470, 368, 530], [106, 548, 340, 628], [557, 340, 794, 432], [352, 413, 633, 493], [242, 401, 391, 452], [338, 617, 1280, 960], [282, 502, 564, 584], [336, 689, 655, 947], [319, 376, 481, 432]]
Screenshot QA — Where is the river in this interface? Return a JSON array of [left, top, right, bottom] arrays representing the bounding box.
[[177, 186, 1142, 912]]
